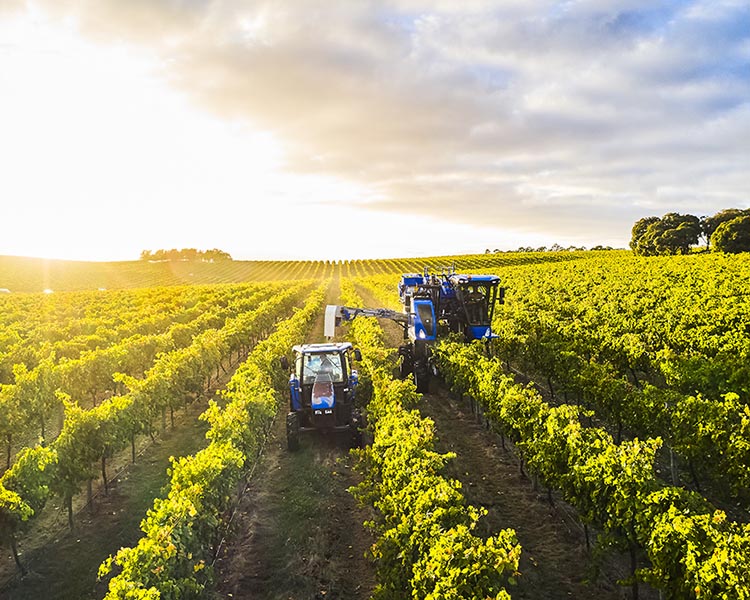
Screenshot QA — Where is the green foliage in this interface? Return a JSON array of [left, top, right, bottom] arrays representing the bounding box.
[[412, 525, 520, 600], [630, 216, 660, 252], [481, 252, 750, 504], [13, 356, 60, 441], [702, 208, 750, 248], [631, 213, 701, 256], [102, 442, 244, 599], [0, 446, 57, 558], [711, 215, 750, 254], [139, 248, 233, 262], [0, 281, 313, 575], [631, 208, 750, 255], [643, 508, 750, 600]]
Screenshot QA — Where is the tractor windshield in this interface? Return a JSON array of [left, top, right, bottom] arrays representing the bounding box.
[[459, 284, 491, 326], [302, 352, 344, 384]]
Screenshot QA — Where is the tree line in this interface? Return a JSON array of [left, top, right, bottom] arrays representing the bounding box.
[[139, 248, 233, 262], [631, 208, 750, 255], [485, 244, 615, 253]]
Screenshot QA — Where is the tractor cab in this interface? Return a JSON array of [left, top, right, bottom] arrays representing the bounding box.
[[450, 274, 503, 339], [285, 342, 363, 450], [398, 269, 503, 342]]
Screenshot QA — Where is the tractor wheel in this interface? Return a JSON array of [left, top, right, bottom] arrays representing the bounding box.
[[286, 412, 300, 451], [413, 358, 430, 393], [398, 344, 413, 379]]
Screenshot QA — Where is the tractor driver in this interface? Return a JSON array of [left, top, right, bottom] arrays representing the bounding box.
[[319, 354, 343, 381], [464, 285, 486, 324]]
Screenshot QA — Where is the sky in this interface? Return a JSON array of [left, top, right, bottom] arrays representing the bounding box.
[[0, 0, 748, 262]]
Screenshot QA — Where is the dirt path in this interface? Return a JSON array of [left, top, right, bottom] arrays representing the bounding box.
[[211, 414, 375, 600]]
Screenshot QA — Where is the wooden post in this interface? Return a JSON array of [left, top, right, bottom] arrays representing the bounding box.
[[67, 494, 74, 531], [10, 534, 26, 576], [87, 479, 94, 513], [101, 455, 109, 495]]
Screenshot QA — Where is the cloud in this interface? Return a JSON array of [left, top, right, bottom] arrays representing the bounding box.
[[10, 0, 750, 246]]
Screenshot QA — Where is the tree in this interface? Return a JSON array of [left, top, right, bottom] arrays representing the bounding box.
[[703, 209, 750, 250], [630, 216, 660, 254], [138, 248, 233, 262], [712, 216, 750, 254], [630, 213, 700, 256], [204, 248, 232, 262]]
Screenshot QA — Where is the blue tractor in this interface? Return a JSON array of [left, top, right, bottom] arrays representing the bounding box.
[[325, 267, 505, 393], [283, 342, 364, 451]]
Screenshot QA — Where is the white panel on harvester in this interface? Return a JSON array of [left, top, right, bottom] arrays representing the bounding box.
[[324, 304, 340, 339]]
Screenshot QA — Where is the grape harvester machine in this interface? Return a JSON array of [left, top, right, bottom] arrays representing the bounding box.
[[325, 267, 504, 393]]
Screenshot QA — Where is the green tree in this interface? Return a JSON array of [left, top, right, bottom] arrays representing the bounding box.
[[630, 216, 660, 253], [702, 209, 750, 249], [712, 216, 750, 254], [631, 213, 700, 256]]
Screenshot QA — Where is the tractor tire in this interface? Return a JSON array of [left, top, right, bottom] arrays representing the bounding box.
[[286, 412, 300, 451], [413, 358, 430, 393], [398, 344, 413, 380]]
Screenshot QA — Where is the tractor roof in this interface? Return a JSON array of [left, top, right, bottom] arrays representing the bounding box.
[[293, 342, 353, 354], [450, 274, 501, 284]]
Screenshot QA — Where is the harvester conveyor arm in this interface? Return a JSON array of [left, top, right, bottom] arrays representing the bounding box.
[[324, 304, 409, 338]]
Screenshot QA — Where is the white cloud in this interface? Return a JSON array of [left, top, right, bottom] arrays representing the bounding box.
[[1, 0, 748, 259]]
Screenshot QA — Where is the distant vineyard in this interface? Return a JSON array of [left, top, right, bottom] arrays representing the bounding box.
[[489, 252, 750, 508], [0, 283, 297, 463], [353, 253, 750, 505], [0, 250, 614, 292]]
